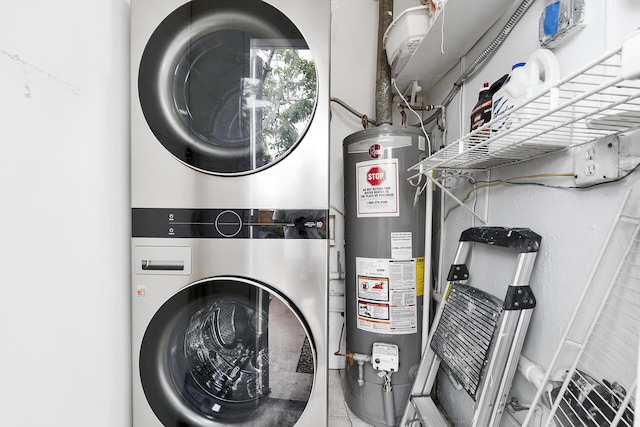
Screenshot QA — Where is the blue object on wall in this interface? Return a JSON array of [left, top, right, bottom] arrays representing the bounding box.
[[543, 1, 560, 36]]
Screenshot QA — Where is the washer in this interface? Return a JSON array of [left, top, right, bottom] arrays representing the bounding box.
[[132, 208, 328, 426], [131, 0, 329, 209]]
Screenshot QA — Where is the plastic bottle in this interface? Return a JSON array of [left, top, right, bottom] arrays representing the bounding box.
[[471, 82, 492, 132], [492, 62, 525, 120], [470, 75, 509, 135], [491, 49, 560, 135]]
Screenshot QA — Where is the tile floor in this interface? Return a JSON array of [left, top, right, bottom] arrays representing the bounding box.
[[328, 369, 374, 427]]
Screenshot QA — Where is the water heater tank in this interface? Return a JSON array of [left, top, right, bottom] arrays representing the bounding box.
[[343, 125, 427, 426]]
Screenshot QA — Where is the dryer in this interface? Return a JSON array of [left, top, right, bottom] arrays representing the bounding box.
[[130, 0, 329, 425], [131, 0, 329, 209]]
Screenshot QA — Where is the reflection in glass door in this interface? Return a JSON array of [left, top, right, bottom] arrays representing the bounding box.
[[138, 0, 318, 175], [139, 277, 315, 426]]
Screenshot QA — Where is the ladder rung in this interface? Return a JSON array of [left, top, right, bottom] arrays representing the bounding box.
[[411, 396, 450, 427]]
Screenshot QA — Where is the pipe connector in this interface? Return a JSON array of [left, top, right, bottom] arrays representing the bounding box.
[[345, 350, 371, 386], [518, 355, 552, 393]]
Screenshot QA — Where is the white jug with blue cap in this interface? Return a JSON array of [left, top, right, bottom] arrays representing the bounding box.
[[492, 49, 560, 135]]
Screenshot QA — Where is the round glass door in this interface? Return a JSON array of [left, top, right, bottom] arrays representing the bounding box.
[[139, 277, 315, 426], [138, 0, 318, 175]]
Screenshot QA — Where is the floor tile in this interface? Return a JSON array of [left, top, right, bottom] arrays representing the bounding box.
[[328, 369, 374, 427], [328, 415, 353, 427], [329, 369, 349, 417], [345, 402, 374, 427]]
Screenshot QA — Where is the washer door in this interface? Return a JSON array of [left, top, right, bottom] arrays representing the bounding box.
[[140, 277, 316, 426], [138, 0, 318, 175]]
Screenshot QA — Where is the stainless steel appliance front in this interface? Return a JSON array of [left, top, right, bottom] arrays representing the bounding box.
[[131, 208, 328, 426], [130, 0, 329, 424], [131, 0, 329, 209]]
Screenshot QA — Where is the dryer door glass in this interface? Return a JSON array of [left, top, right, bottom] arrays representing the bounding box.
[[139, 277, 315, 426], [138, 0, 317, 175]]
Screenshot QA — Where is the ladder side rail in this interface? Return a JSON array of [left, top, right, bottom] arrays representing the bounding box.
[[406, 343, 441, 398], [411, 238, 474, 397], [399, 282, 450, 426], [473, 251, 539, 427], [399, 315, 444, 425], [399, 402, 419, 426], [410, 396, 450, 427], [487, 309, 534, 427], [401, 240, 474, 426], [400, 354, 443, 427], [472, 308, 523, 426]]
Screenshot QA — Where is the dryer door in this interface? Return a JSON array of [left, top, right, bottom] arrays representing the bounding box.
[[138, 0, 317, 175], [139, 276, 316, 426]]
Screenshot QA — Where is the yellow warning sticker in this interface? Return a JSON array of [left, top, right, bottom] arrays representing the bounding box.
[[415, 257, 425, 297]]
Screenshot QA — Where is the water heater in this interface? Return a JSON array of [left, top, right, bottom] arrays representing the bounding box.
[[342, 125, 426, 426]]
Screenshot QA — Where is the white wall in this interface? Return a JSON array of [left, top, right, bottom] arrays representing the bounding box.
[[0, 1, 131, 425]]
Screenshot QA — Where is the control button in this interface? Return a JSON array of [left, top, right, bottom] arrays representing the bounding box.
[[215, 210, 243, 237]]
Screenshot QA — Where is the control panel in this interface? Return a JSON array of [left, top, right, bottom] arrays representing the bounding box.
[[132, 208, 327, 239], [372, 342, 400, 372]]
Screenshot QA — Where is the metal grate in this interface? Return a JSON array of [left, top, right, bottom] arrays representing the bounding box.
[[408, 31, 640, 177], [430, 283, 503, 400], [523, 191, 639, 426]]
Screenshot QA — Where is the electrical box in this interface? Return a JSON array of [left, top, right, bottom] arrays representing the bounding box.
[[573, 135, 619, 186], [539, 0, 586, 48], [372, 342, 400, 372]]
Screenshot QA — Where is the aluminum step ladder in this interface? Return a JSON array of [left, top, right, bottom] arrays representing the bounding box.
[[400, 227, 542, 427]]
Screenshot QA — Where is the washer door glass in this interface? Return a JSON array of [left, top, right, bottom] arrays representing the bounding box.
[[139, 0, 317, 175], [140, 277, 315, 426]]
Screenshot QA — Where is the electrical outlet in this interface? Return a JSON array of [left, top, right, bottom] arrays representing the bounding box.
[[573, 135, 619, 186]]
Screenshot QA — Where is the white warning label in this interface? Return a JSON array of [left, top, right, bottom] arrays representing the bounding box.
[[391, 232, 412, 259], [355, 257, 418, 335], [356, 159, 399, 218]]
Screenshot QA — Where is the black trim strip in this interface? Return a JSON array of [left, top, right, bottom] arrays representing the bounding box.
[[132, 208, 328, 239]]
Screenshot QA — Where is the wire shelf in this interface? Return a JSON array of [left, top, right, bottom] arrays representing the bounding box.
[[522, 191, 639, 427], [408, 31, 640, 177]]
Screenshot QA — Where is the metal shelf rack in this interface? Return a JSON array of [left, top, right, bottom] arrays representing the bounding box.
[[408, 31, 640, 179], [521, 190, 639, 426]]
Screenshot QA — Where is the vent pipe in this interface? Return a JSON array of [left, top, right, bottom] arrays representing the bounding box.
[[375, 0, 394, 126]]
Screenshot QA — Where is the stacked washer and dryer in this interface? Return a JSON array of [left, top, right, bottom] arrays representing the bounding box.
[[130, 0, 330, 425]]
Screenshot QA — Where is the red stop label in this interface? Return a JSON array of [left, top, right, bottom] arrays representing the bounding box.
[[366, 167, 385, 186]]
